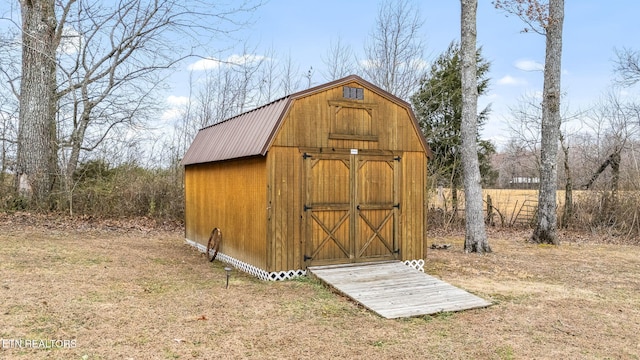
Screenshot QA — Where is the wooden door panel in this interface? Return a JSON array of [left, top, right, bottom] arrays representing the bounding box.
[[355, 156, 397, 261], [304, 153, 400, 265], [357, 158, 394, 204], [308, 158, 350, 204], [305, 154, 352, 265]]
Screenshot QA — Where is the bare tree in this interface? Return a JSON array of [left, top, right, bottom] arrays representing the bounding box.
[[361, 0, 426, 100], [232, 44, 270, 112], [256, 46, 282, 103], [613, 47, 640, 87], [505, 91, 581, 227], [529, 0, 563, 244], [15, 0, 66, 206], [0, 24, 20, 178], [460, 0, 490, 253], [558, 130, 573, 227], [498, 139, 539, 188], [0, 58, 18, 179], [279, 51, 303, 95], [495, 0, 564, 245], [321, 37, 356, 81], [504, 93, 544, 184], [167, 45, 299, 168], [581, 91, 640, 193], [0, 102, 17, 179], [192, 51, 267, 128], [8, 0, 260, 208]]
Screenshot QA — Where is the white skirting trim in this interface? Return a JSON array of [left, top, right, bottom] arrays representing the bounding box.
[[185, 239, 306, 281], [404, 259, 425, 272], [186, 239, 424, 280]]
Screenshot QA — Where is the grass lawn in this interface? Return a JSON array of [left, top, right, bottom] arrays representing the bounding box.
[[1, 213, 638, 359]]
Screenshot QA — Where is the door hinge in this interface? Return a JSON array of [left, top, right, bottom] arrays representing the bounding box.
[[394, 156, 401, 161], [393, 248, 400, 254], [304, 204, 312, 211], [304, 254, 313, 261], [302, 152, 312, 159], [393, 203, 400, 209]]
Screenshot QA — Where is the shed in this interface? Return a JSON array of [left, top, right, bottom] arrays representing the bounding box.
[[181, 75, 431, 280]]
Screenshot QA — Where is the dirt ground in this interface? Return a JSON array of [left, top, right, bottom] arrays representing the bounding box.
[[0, 213, 638, 359]]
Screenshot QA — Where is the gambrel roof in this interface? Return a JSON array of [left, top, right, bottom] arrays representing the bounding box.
[[181, 75, 430, 166]]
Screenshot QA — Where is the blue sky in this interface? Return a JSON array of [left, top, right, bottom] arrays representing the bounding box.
[[1, 1, 637, 151], [172, 0, 640, 149]]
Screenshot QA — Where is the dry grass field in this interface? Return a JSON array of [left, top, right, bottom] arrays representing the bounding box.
[[1, 213, 639, 359], [429, 189, 589, 226]]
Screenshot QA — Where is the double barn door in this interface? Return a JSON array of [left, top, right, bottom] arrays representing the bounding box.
[[303, 152, 400, 266]]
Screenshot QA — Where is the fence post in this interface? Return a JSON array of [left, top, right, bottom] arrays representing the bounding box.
[[486, 194, 494, 226]]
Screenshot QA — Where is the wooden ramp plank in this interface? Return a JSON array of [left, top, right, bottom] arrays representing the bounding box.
[[308, 261, 491, 319]]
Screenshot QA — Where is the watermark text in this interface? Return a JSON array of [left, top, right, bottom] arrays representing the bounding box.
[[1, 338, 76, 349]]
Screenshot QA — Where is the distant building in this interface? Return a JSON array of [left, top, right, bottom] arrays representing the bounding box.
[[509, 177, 539, 189]]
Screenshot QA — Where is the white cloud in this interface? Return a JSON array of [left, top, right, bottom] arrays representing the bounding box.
[[226, 54, 267, 66], [162, 95, 189, 121], [497, 75, 527, 86], [161, 108, 182, 122], [166, 95, 189, 106], [188, 58, 222, 71], [187, 54, 268, 71], [515, 59, 544, 72]]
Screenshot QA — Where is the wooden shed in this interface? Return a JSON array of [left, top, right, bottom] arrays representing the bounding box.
[[181, 75, 431, 280]]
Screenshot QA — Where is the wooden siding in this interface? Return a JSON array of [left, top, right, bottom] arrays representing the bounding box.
[[266, 146, 303, 272], [267, 80, 428, 270], [399, 151, 428, 261], [184, 76, 428, 276], [272, 80, 424, 152], [184, 157, 268, 270]]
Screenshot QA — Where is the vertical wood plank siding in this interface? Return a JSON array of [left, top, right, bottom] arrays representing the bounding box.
[[185, 157, 267, 270], [267, 146, 303, 272], [272, 82, 423, 152], [266, 81, 427, 270], [400, 151, 427, 261]]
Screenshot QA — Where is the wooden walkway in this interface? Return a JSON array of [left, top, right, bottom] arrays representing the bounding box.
[[308, 261, 491, 319]]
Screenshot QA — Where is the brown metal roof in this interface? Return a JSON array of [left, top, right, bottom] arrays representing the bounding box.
[[180, 97, 290, 165], [181, 75, 431, 166]]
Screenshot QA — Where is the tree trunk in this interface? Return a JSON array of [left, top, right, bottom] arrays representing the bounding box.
[[610, 151, 620, 196], [582, 152, 618, 190], [451, 185, 458, 217], [62, 105, 92, 214], [461, 0, 490, 253], [531, 0, 563, 245], [16, 0, 59, 207], [560, 134, 573, 228]]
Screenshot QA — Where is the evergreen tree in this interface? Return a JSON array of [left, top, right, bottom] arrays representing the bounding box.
[[411, 42, 495, 207]]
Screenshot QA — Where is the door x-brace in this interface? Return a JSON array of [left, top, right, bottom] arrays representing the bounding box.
[[306, 211, 350, 261], [357, 209, 395, 256]]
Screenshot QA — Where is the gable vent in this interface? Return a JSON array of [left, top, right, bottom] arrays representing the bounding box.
[[343, 86, 364, 100]]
